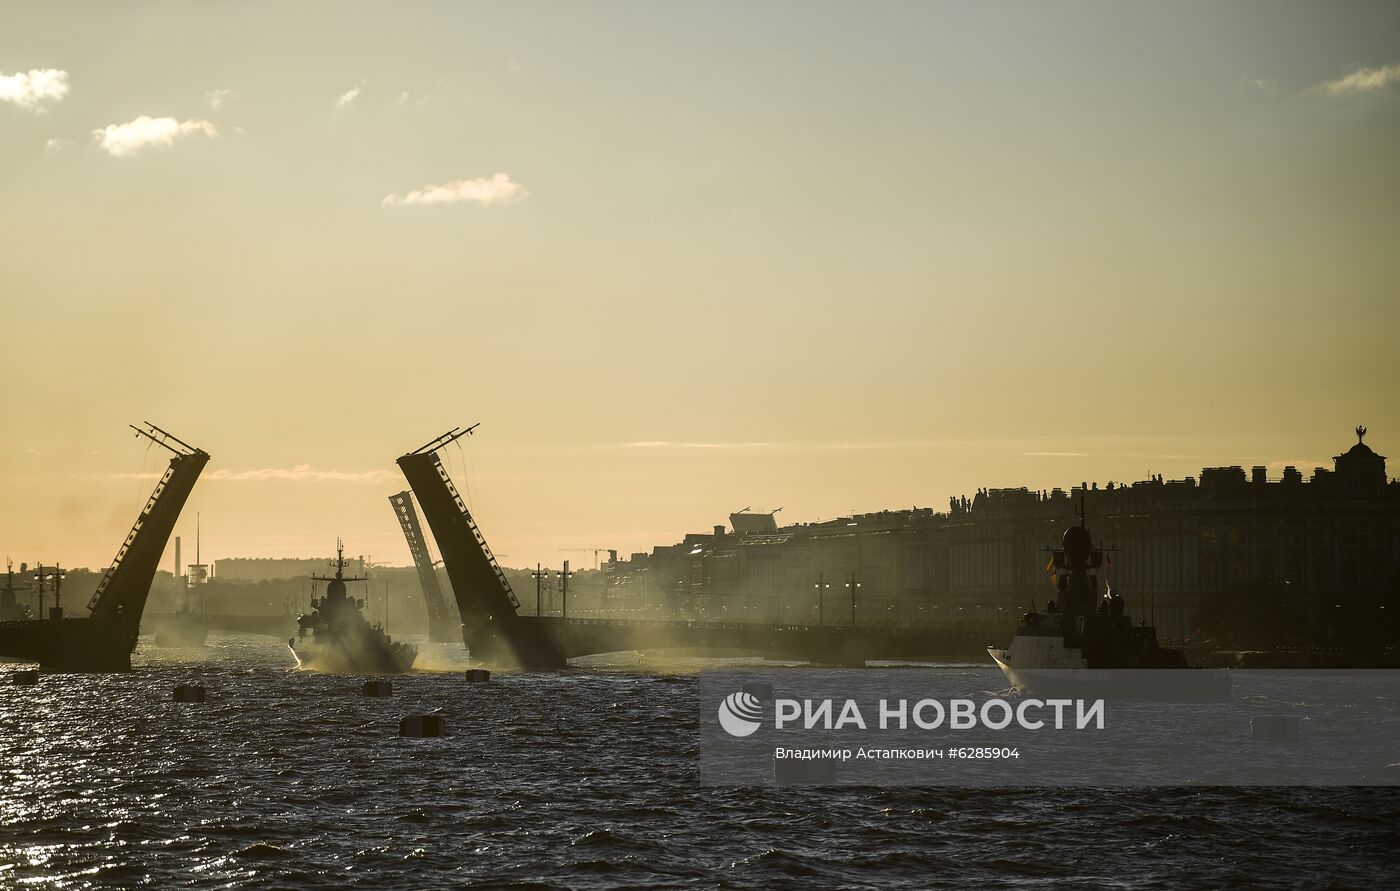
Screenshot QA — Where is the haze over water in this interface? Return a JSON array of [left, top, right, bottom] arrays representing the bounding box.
[[3, 633, 1398, 889]]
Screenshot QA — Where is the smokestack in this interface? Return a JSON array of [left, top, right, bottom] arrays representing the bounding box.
[[175, 536, 182, 581]]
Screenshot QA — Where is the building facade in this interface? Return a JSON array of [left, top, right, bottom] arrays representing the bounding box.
[[600, 429, 1400, 641]]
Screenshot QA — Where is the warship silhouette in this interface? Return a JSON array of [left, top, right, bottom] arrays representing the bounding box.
[[288, 542, 416, 673], [153, 522, 208, 648], [989, 505, 1231, 700], [0, 559, 33, 623]]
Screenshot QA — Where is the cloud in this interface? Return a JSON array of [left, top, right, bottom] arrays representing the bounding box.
[[626, 441, 775, 449], [1322, 63, 1400, 95], [622, 440, 935, 451], [205, 465, 398, 483], [382, 172, 529, 207], [335, 81, 364, 109], [93, 115, 218, 157], [1237, 75, 1279, 97], [205, 88, 236, 109], [103, 465, 397, 483], [45, 137, 73, 153], [1266, 459, 1328, 472], [0, 68, 70, 112]]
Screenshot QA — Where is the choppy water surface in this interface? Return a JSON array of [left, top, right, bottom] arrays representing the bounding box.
[[2, 633, 1398, 889]]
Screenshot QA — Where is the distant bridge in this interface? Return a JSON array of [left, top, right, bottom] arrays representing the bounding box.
[[144, 612, 297, 639]]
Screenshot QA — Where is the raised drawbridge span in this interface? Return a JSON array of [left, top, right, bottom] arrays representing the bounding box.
[[0, 423, 209, 670], [389, 490, 460, 642], [397, 426, 566, 668]]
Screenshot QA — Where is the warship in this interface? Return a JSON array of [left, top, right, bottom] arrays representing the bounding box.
[[988, 506, 1232, 700], [153, 522, 209, 647], [0, 559, 33, 623], [288, 542, 417, 673]]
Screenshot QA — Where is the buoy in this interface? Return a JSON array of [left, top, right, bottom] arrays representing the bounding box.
[[400, 714, 447, 737], [1251, 714, 1299, 741], [173, 684, 206, 702], [464, 669, 491, 683], [9, 670, 39, 686], [362, 680, 393, 697], [741, 681, 773, 700]]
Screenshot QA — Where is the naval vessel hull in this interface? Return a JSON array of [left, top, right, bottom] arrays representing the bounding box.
[[989, 642, 1233, 701], [289, 639, 417, 674]]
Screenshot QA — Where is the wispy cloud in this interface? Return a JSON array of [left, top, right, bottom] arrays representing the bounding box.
[[626, 441, 775, 450], [0, 68, 69, 112], [206, 465, 397, 483], [1026, 450, 1236, 462], [103, 465, 397, 483], [1266, 458, 1328, 471], [382, 172, 528, 208], [1322, 63, 1400, 95], [93, 115, 218, 157], [1237, 75, 1279, 97], [45, 137, 73, 154], [335, 81, 365, 109], [205, 87, 236, 110], [622, 440, 935, 451]]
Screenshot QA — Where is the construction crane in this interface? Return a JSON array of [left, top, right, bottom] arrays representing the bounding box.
[[559, 547, 613, 571]]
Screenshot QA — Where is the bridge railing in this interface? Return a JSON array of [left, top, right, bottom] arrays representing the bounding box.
[[431, 454, 521, 611], [88, 463, 175, 611]]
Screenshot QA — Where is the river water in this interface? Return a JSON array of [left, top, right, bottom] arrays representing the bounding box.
[[2, 632, 1398, 889]]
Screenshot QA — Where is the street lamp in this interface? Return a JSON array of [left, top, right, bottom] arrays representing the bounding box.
[[560, 560, 573, 619], [845, 572, 861, 627], [531, 564, 551, 616], [32, 564, 65, 620], [813, 572, 831, 626]]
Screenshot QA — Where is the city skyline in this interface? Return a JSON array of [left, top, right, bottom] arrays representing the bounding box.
[[3, 1, 1398, 569]]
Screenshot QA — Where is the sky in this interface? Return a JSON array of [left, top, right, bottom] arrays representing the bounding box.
[[2, 1, 1398, 571]]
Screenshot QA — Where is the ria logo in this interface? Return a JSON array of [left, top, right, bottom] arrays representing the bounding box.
[[718, 690, 764, 737]]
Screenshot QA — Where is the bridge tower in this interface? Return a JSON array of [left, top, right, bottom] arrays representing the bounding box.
[[388, 490, 461, 642]]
